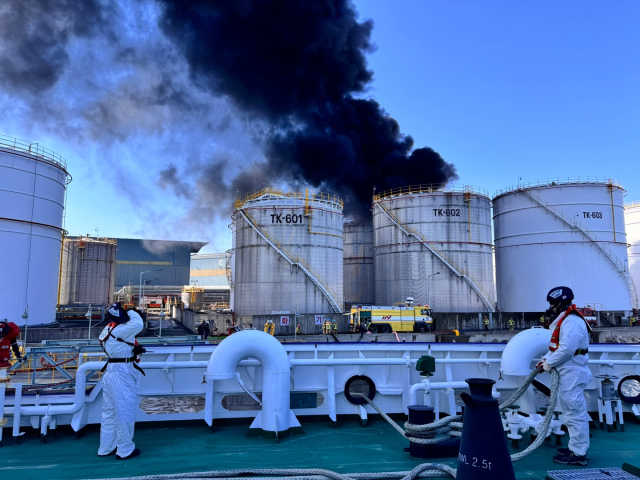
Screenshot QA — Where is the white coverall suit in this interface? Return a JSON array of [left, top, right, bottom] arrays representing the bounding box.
[[543, 311, 592, 456], [98, 310, 143, 458]]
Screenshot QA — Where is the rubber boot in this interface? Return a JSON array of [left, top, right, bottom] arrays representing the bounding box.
[[456, 378, 515, 480]]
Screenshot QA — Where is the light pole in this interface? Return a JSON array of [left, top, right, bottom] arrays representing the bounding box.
[[428, 272, 440, 309], [158, 310, 165, 338], [85, 304, 92, 340]]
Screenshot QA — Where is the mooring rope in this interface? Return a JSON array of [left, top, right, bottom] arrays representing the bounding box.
[[356, 367, 560, 463]]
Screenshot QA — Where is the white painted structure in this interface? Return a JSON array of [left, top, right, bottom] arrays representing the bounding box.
[[493, 179, 636, 312], [233, 189, 343, 315], [343, 220, 374, 305], [372, 185, 495, 312], [0, 135, 70, 327], [626, 201, 640, 305], [3, 333, 640, 441]]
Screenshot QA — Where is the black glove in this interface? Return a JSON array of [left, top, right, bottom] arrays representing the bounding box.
[[11, 339, 21, 359]]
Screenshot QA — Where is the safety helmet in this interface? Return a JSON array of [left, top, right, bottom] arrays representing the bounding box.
[[105, 302, 129, 324], [546, 286, 574, 309]]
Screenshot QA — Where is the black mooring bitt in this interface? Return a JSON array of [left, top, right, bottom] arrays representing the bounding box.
[[406, 405, 459, 459], [456, 378, 515, 480]]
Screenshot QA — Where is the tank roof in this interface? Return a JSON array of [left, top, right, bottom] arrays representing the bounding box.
[[493, 177, 625, 201], [373, 184, 489, 202], [235, 187, 343, 210], [0, 133, 69, 177], [625, 201, 640, 210]]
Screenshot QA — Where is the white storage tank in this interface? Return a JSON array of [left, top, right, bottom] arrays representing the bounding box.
[[493, 178, 636, 312], [0, 135, 71, 326], [59, 236, 117, 305], [372, 185, 495, 312], [233, 188, 343, 315], [343, 220, 374, 306], [625, 201, 640, 305]]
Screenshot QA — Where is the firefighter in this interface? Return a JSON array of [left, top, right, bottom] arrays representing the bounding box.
[[537, 286, 592, 466], [296, 324, 301, 335], [508, 318, 515, 331], [483, 316, 489, 331], [540, 315, 546, 327], [630, 316, 637, 327], [332, 320, 338, 335]]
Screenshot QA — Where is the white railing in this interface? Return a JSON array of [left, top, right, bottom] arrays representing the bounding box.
[[523, 188, 638, 308], [375, 202, 495, 312], [493, 177, 624, 199]]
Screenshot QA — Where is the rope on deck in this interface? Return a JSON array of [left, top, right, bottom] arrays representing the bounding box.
[[355, 366, 560, 463], [85, 464, 457, 480]]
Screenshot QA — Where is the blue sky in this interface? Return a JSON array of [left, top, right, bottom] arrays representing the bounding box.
[[1, 1, 638, 254]]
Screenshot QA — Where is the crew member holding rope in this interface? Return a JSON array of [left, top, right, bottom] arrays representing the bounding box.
[[98, 303, 145, 459], [537, 286, 592, 466]]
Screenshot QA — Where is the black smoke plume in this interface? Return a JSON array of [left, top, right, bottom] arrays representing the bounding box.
[[157, 0, 457, 218]]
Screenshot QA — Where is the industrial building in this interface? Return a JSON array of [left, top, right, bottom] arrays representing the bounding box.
[[231, 188, 344, 316], [493, 178, 635, 312], [0, 135, 70, 327], [113, 238, 207, 290], [190, 253, 230, 287], [372, 185, 495, 313]]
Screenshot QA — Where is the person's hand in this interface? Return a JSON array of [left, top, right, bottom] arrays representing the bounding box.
[[536, 360, 551, 372]]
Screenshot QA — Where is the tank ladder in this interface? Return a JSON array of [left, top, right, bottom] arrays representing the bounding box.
[[225, 249, 234, 290], [375, 201, 495, 312], [238, 209, 342, 313], [522, 188, 638, 309]]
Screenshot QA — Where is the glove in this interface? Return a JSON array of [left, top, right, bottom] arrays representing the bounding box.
[[536, 360, 551, 372]]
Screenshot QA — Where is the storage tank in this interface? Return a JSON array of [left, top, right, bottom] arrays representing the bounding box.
[[372, 185, 495, 312], [493, 178, 636, 312], [625, 201, 640, 306], [343, 220, 374, 306], [0, 134, 71, 326], [233, 188, 343, 315], [59, 236, 117, 305]]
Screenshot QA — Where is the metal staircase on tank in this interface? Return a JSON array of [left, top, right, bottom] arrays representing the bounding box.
[[238, 209, 342, 313], [522, 188, 639, 309], [376, 201, 495, 312], [225, 249, 234, 290]]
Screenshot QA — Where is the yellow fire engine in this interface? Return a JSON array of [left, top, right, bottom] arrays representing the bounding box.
[[350, 298, 433, 333]]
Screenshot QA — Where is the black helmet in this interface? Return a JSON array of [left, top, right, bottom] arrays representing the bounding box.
[[546, 286, 574, 309], [105, 303, 129, 324]]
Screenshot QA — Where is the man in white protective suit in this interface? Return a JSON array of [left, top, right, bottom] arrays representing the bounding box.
[[537, 286, 592, 466], [97, 303, 145, 459]]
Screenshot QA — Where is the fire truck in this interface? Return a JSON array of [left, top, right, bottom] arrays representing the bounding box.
[[350, 298, 433, 333]]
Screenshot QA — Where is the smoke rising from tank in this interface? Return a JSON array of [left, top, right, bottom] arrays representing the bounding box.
[[156, 0, 457, 218]]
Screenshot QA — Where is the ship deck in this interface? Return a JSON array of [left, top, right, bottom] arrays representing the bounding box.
[[3, 415, 640, 480]]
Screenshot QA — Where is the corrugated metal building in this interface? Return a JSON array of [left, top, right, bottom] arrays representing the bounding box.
[[190, 253, 230, 287], [114, 238, 207, 290]]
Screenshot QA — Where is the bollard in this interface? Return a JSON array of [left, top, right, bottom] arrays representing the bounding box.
[[456, 378, 515, 480], [406, 405, 459, 458]]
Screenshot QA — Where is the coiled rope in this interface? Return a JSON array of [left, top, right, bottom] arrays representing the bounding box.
[[355, 367, 560, 463]]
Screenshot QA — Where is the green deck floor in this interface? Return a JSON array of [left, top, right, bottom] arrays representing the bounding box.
[[2, 417, 640, 480]]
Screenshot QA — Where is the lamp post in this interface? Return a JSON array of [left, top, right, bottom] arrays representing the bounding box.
[[428, 272, 441, 309], [158, 310, 165, 338], [85, 304, 92, 340]]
